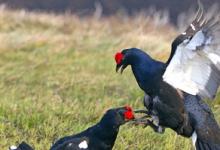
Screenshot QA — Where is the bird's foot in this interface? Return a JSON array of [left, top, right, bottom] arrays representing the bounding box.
[[132, 109, 151, 127], [146, 120, 165, 133], [132, 115, 150, 127], [132, 117, 165, 134]]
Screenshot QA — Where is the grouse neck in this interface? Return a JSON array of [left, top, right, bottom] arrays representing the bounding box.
[[131, 57, 165, 95], [95, 120, 119, 148]]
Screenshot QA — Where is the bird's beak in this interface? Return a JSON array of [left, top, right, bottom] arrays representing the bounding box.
[[116, 64, 122, 73], [116, 64, 127, 74]]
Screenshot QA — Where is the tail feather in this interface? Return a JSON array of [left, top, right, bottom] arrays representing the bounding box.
[[18, 142, 34, 150], [9, 142, 34, 150], [195, 137, 220, 150]]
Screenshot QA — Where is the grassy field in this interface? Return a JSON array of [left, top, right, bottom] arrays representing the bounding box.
[[0, 7, 219, 150]]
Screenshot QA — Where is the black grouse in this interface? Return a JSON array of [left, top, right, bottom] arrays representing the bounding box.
[[115, 2, 220, 150], [50, 106, 135, 150]]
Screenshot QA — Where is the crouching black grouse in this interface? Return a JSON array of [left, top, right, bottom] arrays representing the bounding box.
[[50, 106, 134, 150], [9, 106, 134, 150]]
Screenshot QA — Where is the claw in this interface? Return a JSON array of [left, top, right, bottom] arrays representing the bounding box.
[[131, 115, 151, 127], [132, 119, 150, 127], [131, 116, 165, 133]]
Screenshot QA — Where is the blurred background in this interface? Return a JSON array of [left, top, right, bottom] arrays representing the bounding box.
[[1, 0, 220, 25], [0, 0, 219, 150]]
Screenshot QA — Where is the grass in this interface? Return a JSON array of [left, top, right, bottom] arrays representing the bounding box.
[[0, 7, 219, 150]]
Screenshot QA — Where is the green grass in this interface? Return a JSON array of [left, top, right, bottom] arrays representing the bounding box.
[[0, 8, 219, 149]]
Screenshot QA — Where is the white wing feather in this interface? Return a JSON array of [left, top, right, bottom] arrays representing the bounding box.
[[163, 19, 220, 99]]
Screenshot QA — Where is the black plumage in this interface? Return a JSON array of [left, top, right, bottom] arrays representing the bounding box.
[[115, 2, 220, 149], [115, 48, 192, 135], [9, 141, 33, 150], [9, 107, 134, 150], [50, 106, 134, 150], [184, 94, 220, 149]]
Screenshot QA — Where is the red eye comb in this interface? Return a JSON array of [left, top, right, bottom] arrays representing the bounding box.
[[115, 52, 123, 64], [124, 105, 132, 111], [124, 105, 134, 120]]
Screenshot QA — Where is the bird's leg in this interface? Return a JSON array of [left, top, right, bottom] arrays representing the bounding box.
[[132, 118, 164, 133], [132, 106, 151, 126], [143, 94, 152, 110], [132, 115, 165, 134], [132, 109, 151, 125], [133, 94, 153, 116], [145, 119, 165, 134]]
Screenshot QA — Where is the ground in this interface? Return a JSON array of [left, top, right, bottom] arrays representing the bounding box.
[[0, 8, 219, 150]]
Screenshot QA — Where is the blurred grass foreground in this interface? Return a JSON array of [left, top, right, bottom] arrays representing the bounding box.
[[0, 6, 219, 150]]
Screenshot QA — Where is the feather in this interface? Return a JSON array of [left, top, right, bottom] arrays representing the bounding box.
[[163, 4, 220, 100]]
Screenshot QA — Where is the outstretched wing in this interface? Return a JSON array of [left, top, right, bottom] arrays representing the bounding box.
[[163, 2, 220, 100], [166, 2, 206, 65]]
